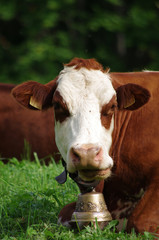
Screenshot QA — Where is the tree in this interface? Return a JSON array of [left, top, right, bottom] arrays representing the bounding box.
[[0, 0, 159, 84]]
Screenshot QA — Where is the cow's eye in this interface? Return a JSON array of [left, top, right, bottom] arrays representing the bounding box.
[[108, 104, 116, 115], [111, 104, 116, 110], [53, 102, 61, 110], [53, 102, 69, 114], [101, 111, 108, 117], [53, 101, 70, 122]]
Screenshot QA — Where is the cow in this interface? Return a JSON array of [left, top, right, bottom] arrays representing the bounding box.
[[11, 57, 159, 235], [0, 83, 59, 164]]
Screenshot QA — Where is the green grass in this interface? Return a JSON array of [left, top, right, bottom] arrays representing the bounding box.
[[0, 156, 156, 240]]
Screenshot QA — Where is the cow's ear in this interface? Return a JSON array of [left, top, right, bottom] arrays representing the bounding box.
[[12, 79, 57, 110], [116, 83, 150, 110]]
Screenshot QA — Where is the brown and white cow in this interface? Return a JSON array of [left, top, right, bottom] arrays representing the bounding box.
[[0, 83, 59, 163], [12, 58, 159, 235]]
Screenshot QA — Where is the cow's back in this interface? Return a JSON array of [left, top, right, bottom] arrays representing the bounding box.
[[110, 71, 159, 92], [0, 83, 59, 163]]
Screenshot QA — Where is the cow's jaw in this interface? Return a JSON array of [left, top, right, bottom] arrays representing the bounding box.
[[54, 66, 116, 182]]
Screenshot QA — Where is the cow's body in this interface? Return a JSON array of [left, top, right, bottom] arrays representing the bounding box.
[[0, 83, 59, 163], [108, 72, 159, 233], [12, 58, 159, 235]]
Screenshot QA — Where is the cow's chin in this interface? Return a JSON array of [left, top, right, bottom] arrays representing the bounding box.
[[78, 168, 111, 182]]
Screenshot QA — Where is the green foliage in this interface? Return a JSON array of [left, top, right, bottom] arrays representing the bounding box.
[[0, 158, 79, 239], [0, 0, 159, 84], [0, 158, 156, 239]]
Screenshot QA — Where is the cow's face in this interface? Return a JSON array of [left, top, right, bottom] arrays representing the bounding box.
[[12, 58, 150, 182], [53, 66, 116, 181]]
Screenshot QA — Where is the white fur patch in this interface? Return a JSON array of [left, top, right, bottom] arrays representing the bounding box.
[[54, 66, 116, 174]]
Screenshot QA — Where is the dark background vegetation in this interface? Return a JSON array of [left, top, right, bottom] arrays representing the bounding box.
[[0, 0, 159, 84]]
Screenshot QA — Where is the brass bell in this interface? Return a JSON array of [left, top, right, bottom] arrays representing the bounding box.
[[71, 189, 112, 229]]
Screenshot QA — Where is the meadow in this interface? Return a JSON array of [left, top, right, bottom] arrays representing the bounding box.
[[0, 155, 155, 239]]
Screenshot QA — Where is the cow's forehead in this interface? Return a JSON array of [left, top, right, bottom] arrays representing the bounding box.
[[56, 66, 116, 112]]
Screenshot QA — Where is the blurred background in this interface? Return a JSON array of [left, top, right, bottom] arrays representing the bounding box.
[[0, 0, 159, 84]]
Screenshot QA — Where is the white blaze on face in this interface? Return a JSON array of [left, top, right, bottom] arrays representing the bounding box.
[[54, 66, 116, 174]]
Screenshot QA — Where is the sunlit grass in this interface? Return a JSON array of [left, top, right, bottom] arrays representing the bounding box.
[[0, 156, 155, 239]]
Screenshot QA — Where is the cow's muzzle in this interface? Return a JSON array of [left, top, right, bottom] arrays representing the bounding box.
[[69, 144, 112, 181], [70, 144, 103, 170]]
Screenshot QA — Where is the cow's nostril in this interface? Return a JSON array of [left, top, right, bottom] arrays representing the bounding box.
[[94, 147, 101, 156], [70, 145, 103, 166], [71, 148, 81, 162], [73, 152, 80, 161]]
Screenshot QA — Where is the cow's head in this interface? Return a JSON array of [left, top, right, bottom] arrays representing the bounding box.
[[12, 58, 150, 182]]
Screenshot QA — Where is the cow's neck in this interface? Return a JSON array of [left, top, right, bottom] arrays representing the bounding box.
[[110, 109, 146, 193], [111, 109, 133, 175]]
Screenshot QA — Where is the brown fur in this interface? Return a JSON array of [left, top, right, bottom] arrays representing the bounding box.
[[65, 57, 104, 71], [12, 79, 57, 110], [0, 83, 59, 163]]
